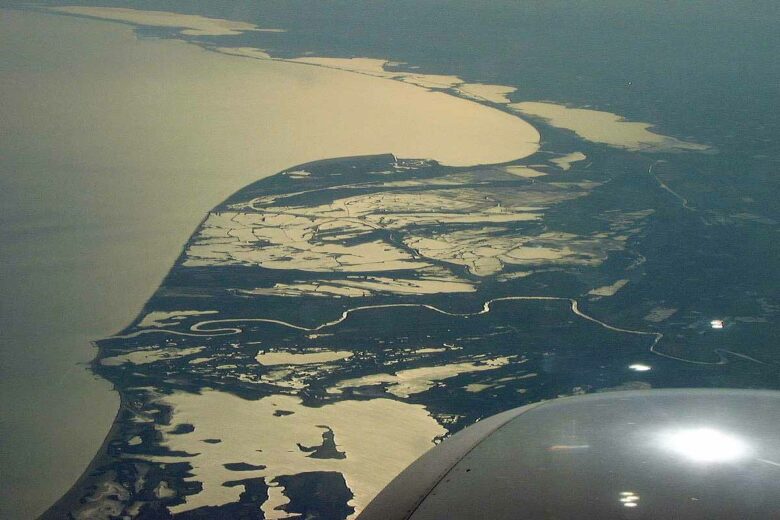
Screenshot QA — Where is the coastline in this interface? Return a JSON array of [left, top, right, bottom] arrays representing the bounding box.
[[1, 9, 542, 518], [1, 3, 771, 518], [38, 370, 126, 520]]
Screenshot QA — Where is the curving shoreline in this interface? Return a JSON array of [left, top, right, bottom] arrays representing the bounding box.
[[5, 5, 733, 518], [2, 8, 547, 518], [38, 385, 127, 520]]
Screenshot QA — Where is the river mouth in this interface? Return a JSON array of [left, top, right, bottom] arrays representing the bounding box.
[[0, 8, 541, 519]]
